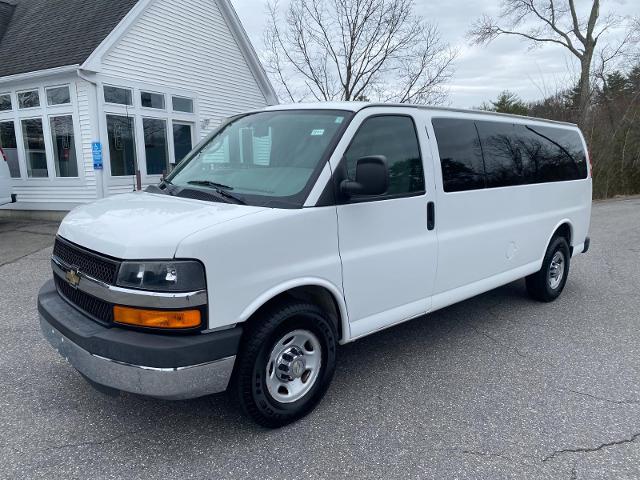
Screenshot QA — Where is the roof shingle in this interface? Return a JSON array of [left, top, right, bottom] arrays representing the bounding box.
[[0, 0, 139, 78]]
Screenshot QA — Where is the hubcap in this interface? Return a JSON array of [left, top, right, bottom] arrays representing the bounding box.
[[266, 329, 322, 404], [548, 251, 565, 290]]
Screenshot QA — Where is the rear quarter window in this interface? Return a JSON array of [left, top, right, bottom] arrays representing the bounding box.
[[523, 125, 588, 182]]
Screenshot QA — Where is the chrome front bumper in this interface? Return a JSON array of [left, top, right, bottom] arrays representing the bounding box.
[[40, 315, 236, 400]]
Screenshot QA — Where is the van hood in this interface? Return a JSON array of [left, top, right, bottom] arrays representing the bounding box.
[[57, 192, 267, 259]]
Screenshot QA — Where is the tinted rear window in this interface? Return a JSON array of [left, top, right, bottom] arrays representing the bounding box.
[[523, 125, 588, 182], [432, 118, 485, 192], [434, 117, 588, 192]]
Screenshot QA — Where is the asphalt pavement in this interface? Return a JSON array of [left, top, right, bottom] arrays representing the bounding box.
[[1, 198, 639, 479]]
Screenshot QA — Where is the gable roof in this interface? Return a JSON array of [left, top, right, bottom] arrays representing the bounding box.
[[0, 0, 277, 103], [0, 0, 139, 78]]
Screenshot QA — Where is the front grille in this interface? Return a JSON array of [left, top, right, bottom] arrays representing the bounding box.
[[55, 275, 113, 325], [53, 238, 120, 285]]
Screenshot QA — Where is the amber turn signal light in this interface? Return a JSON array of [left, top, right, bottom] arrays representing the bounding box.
[[113, 306, 201, 330]]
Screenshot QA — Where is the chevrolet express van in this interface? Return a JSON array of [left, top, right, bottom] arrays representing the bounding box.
[[39, 103, 592, 427]]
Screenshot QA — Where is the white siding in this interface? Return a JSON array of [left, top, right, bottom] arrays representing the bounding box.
[[108, 184, 137, 196], [6, 184, 95, 206], [10, 177, 99, 206], [75, 80, 98, 189], [99, 0, 269, 136]]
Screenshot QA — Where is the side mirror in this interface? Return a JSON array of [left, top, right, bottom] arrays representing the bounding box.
[[340, 155, 389, 198]]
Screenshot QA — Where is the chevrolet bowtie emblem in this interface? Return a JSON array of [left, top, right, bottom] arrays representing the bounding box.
[[65, 269, 81, 288]]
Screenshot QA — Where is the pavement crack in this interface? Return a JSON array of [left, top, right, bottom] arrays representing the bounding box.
[[562, 388, 640, 406], [468, 323, 528, 360], [542, 432, 640, 462], [14, 229, 56, 237], [0, 245, 52, 267]]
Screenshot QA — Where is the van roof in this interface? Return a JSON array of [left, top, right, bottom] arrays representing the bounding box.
[[263, 102, 578, 128]]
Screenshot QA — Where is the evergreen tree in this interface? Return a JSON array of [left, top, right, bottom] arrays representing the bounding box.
[[626, 64, 640, 95], [484, 91, 529, 115], [603, 71, 630, 99]]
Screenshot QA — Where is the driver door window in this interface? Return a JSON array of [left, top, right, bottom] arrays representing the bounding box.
[[344, 115, 425, 197]]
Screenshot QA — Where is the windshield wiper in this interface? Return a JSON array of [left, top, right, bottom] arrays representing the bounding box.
[[186, 180, 247, 205], [187, 180, 234, 190]]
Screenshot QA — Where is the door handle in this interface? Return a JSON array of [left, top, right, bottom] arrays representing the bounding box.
[[427, 202, 435, 231]]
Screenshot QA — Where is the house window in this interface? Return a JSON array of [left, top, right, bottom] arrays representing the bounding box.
[[143, 118, 169, 175], [104, 86, 133, 106], [106, 115, 137, 176], [18, 90, 40, 109], [50, 116, 78, 177], [46, 86, 71, 106], [0, 121, 20, 177], [0, 94, 11, 111], [21, 118, 48, 177], [141, 92, 165, 109], [172, 96, 194, 113], [172, 122, 193, 163]]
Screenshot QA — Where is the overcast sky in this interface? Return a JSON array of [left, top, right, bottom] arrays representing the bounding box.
[[230, 0, 637, 108]]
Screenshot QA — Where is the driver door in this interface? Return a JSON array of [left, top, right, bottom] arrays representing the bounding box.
[[334, 109, 438, 339]]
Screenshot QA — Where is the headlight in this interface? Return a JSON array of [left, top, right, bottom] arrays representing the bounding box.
[[116, 261, 206, 292]]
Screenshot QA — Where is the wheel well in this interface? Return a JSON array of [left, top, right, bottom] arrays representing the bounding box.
[[250, 286, 344, 342], [554, 223, 572, 244], [553, 223, 573, 253]]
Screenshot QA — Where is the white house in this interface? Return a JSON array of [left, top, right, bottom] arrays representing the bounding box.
[[0, 0, 277, 213]]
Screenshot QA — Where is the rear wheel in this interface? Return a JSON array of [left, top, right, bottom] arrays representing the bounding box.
[[526, 236, 571, 302], [230, 300, 337, 428]]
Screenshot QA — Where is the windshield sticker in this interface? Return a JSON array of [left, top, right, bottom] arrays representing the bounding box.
[[335, 116, 344, 124], [311, 129, 325, 136]]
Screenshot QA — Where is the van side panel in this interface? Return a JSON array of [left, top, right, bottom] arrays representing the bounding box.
[[431, 182, 590, 295], [426, 112, 592, 303]]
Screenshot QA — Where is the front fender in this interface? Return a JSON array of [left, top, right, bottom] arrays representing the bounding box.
[[237, 277, 351, 343]]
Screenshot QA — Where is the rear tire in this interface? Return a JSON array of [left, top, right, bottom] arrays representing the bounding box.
[[526, 236, 571, 302], [230, 300, 337, 428]]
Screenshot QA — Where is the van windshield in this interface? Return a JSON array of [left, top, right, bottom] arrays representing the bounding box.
[[167, 110, 352, 208]]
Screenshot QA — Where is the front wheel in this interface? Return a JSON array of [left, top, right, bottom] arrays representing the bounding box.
[[230, 301, 337, 428], [526, 236, 571, 302]]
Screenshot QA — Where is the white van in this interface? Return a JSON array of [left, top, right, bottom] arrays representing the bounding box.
[[39, 103, 592, 427], [0, 147, 15, 206]]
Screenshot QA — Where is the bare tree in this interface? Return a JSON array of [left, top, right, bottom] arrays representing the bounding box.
[[469, 0, 635, 126], [264, 0, 457, 105], [594, 24, 638, 93]]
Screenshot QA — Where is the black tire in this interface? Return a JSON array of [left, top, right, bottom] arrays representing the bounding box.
[[230, 300, 337, 428], [526, 235, 571, 302]]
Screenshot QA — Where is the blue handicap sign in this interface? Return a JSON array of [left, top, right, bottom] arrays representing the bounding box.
[[92, 142, 103, 170]]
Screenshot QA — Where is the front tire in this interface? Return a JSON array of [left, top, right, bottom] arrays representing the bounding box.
[[526, 236, 571, 302], [231, 300, 337, 428]]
